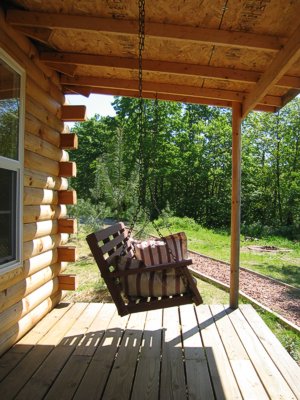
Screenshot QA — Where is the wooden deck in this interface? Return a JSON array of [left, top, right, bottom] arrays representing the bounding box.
[[0, 303, 299, 400]]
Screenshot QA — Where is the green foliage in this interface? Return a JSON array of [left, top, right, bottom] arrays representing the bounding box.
[[242, 101, 300, 237], [90, 126, 139, 221], [68, 198, 109, 232], [0, 98, 19, 159], [70, 96, 300, 239]]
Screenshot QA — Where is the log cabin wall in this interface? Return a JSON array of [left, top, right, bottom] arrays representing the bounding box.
[[0, 8, 77, 356]]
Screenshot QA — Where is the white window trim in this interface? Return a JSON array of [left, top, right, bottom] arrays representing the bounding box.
[[0, 48, 25, 275]]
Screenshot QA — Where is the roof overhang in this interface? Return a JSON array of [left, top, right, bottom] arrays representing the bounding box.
[[4, 0, 300, 118]]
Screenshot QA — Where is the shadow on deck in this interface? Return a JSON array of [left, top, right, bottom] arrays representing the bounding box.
[[0, 303, 299, 399]]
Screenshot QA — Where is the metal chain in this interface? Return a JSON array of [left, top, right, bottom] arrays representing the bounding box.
[[137, 0, 146, 214], [124, 0, 146, 250], [125, 0, 175, 263], [148, 95, 176, 261]]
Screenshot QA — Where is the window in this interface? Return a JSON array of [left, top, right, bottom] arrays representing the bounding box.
[[0, 50, 24, 272]]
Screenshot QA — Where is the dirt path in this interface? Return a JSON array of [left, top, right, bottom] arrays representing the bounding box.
[[189, 251, 300, 328]]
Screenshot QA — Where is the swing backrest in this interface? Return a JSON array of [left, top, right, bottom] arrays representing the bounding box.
[[86, 222, 134, 315]]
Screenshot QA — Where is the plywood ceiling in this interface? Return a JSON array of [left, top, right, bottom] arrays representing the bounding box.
[[4, 0, 300, 117]]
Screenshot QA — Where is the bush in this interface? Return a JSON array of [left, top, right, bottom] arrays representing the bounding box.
[[241, 222, 300, 240], [68, 199, 111, 232]]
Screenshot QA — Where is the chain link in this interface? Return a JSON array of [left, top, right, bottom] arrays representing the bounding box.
[[124, 0, 146, 250]]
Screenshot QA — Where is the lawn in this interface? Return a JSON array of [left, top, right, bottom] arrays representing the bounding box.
[[146, 217, 300, 288]]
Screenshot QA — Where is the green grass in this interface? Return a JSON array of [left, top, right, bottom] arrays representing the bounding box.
[[255, 307, 300, 363], [145, 217, 300, 287]]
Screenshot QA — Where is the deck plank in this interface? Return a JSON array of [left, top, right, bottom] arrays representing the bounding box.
[[210, 304, 269, 400], [0, 303, 87, 400], [42, 303, 113, 400], [180, 304, 214, 400], [160, 306, 187, 400], [15, 303, 96, 400], [240, 304, 300, 399], [73, 308, 128, 400], [195, 305, 242, 400], [227, 307, 297, 400], [102, 311, 147, 400], [131, 309, 162, 400], [0, 303, 72, 382]]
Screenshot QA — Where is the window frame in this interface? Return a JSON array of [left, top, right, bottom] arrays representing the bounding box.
[[0, 48, 25, 274]]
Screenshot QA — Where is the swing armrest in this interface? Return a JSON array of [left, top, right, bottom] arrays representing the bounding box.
[[111, 259, 192, 278]]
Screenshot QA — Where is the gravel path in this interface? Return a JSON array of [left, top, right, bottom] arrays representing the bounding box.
[[189, 251, 300, 328]]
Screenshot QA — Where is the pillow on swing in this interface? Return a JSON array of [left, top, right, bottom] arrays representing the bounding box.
[[113, 232, 188, 298], [133, 232, 188, 265], [113, 255, 187, 298]]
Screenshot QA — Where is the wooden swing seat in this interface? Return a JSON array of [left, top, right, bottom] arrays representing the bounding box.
[[86, 222, 203, 316]]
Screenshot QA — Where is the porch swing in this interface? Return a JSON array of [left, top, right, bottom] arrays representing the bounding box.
[[86, 0, 203, 316]]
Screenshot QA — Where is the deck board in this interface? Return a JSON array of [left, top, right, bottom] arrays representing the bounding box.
[[102, 312, 147, 399], [0, 303, 72, 383], [0, 303, 87, 400], [131, 309, 162, 400], [15, 303, 94, 400], [180, 304, 214, 400], [226, 307, 297, 400], [42, 303, 105, 400], [240, 304, 300, 399], [196, 305, 242, 400], [210, 304, 269, 400], [1, 302, 299, 400], [160, 306, 187, 400], [73, 307, 128, 400]]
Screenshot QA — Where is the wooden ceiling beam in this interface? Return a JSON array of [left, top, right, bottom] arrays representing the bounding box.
[[63, 85, 233, 108], [242, 23, 300, 118], [61, 75, 282, 107], [62, 85, 277, 113], [45, 62, 77, 77], [7, 9, 286, 51], [13, 26, 53, 46], [41, 52, 300, 89]]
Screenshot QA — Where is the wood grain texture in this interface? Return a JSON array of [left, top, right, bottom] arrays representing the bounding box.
[[1, 303, 300, 398]]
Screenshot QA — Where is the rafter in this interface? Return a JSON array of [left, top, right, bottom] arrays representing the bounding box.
[[46, 62, 77, 77], [60, 75, 282, 107], [13, 26, 52, 45], [62, 85, 277, 113], [7, 9, 286, 51], [242, 23, 300, 118], [41, 52, 300, 90]]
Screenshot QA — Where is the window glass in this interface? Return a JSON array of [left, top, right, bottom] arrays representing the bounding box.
[[0, 60, 20, 160], [0, 52, 22, 271], [0, 168, 17, 265]]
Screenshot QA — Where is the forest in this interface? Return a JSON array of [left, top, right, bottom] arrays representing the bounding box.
[[70, 96, 300, 239]]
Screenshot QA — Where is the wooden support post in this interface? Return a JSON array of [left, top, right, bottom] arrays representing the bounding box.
[[230, 102, 242, 309]]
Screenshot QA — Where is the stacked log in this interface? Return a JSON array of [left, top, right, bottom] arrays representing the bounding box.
[[0, 9, 79, 356]]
